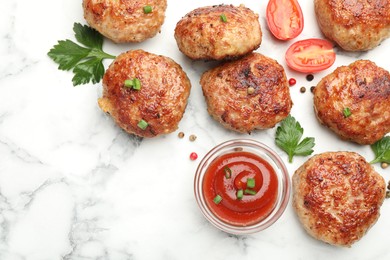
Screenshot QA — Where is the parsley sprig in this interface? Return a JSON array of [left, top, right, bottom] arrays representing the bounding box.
[[275, 115, 315, 163], [48, 23, 116, 86], [370, 136, 390, 164]]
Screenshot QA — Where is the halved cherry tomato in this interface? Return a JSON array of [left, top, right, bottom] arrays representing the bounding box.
[[266, 0, 304, 41], [285, 38, 336, 73]]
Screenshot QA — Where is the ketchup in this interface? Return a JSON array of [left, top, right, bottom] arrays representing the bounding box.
[[203, 151, 278, 226]]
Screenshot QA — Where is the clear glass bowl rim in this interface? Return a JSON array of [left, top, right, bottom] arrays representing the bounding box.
[[194, 139, 291, 235]]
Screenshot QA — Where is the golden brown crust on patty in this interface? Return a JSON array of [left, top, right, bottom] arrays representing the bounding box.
[[293, 152, 386, 247], [200, 53, 292, 133], [174, 4, 262, 60], [83, 0, 167, 43], [313, 60, 390, 145], [314, 0, 390, 51], [99, 50, 191, 138]]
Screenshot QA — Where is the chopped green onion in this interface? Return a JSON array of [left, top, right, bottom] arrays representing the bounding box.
[[236, 189, 243, 200], [124, 79, 135, 88], [220, 14, 227, 22], [244, 189, 257, 195], [247, 178, 255, 189], [143, 5, 152, 13], [343, 107, 351, 118], [137, 119, 148, 130], [133, 78, 141, 90], [124, 78, 142, 90], [213, 195, 222, 204], [224, 166, 232, 179]]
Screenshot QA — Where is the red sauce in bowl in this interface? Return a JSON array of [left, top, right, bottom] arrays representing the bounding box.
[[203, 151, 279, 226]]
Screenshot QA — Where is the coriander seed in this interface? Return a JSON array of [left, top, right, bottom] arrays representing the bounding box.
[[382, 162, 389, 169], [300, 86, 306, 93], [247, 86, 255, 95], [178, 132, 185, 138], [189, 134, 197, 142]]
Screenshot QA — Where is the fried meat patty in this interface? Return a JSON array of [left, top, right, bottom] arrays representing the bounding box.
[[293, 152, 386, 247], [200, 53, 292, 133], [174, 4, 262, 60], [313, 60, 390, 145], [98, 50, 191, 138], [83, 0, 167, 43], [314, 0, 390, 51]]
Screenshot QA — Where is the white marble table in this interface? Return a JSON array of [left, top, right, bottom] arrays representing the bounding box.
[[1, 0, 389, 259]]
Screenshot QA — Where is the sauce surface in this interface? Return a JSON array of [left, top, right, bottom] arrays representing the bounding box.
[[203, 151, 279, 226]]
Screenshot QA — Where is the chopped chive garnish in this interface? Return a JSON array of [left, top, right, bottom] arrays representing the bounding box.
[[137, 119, 148, 130], [124, 79, 135, 88], [224, 166, 232, 179], [133, 78, 141, 90], [247, 178, 255, 189], [143, 5, 152, 13], [220, 14, 227, 22], [124, 78, 142, 90], [343, 107, 351, 118], [244, 189, 257, 195], [236, 189, 243, 200], [213, 195, 222, 204]]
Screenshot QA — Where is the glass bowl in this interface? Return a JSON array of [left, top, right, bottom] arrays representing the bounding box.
[[194, 139, 290, 235]]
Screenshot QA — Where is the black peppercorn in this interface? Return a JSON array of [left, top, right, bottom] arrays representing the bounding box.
[[306, 74, 314, 81]]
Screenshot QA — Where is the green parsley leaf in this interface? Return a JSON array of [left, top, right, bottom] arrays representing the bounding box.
[[72, 58, 105, 85], [73, 23, 103, 49], [47, 40, 90, 71], [370, 136, 390, 164], [275, 115, 315, 163], [48, 23, 115, 86]]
